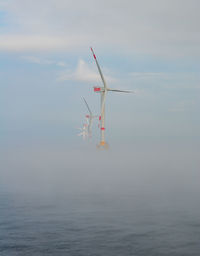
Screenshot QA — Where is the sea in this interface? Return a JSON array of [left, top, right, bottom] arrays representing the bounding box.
[[1, 190, 200, 256], [1, 142, 200, 255]]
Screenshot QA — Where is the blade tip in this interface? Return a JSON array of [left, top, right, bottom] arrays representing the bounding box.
[[90, 47, 96, 59]]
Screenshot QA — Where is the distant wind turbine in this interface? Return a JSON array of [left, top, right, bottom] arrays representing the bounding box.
[[77, 123, 88, 140], [82, 97, 97, 138]]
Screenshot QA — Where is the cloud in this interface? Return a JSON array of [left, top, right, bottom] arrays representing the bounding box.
[[129, 72, 170, 79], [22, 55, 67, 67], [58, 59, 116, 83], [128, 71, 200, 89], [56, 61, 67, 67], [22, 56, 42, 64], [0, 35, 65, 51], [0, 34, 87, 52], [1, 0, 200, 56]]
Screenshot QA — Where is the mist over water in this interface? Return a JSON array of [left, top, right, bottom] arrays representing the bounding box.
[[1, 139, 200, 255], [1, 0, 200, 254]]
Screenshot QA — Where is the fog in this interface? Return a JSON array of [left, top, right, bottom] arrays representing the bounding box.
[[1, 140, 199, 204]]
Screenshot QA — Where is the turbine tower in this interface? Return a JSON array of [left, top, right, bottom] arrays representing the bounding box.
[[90, 47, 133, 149]]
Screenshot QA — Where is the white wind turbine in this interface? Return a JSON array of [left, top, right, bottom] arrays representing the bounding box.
[[77, 122, 88, 140], [90, 47, 133, 149], [83, 97, 98, 138]]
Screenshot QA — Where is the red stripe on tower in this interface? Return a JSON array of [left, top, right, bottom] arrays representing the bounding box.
[[101, 127, 105, 130]]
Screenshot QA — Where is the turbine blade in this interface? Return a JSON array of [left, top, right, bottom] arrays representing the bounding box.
[[83, 97, 92, 115], [108, 89, 134, 93], [90, 47, 107, 90]]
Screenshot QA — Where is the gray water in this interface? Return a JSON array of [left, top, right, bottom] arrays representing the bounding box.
[[1, 143, 200, 255], [1, 190, 200, 256]]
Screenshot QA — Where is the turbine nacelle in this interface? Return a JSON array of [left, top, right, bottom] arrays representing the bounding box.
[[86, 114, 98, 120], [93, 86, 105, 93]]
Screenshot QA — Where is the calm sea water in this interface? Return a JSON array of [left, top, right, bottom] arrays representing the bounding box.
[[1, 190, 200, 256]]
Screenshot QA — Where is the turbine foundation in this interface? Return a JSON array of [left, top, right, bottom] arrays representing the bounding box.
[[96, 141, 109, 150]]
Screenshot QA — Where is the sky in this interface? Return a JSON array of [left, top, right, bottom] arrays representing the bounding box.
[[0, 0, 200, 194]]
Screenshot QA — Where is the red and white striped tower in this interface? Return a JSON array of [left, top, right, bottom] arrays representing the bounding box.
[[90, 47, 133, 149], [91, 47, 108, 149], [99, 91, 107, 147]]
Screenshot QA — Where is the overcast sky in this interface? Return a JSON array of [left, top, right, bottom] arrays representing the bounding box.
[[0, 1, 199, 191]]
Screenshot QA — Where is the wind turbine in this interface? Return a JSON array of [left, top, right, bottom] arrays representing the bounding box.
[[83, 97, 97, 138], [77, 122, 88, 140], [90, 47, 133, 149]]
